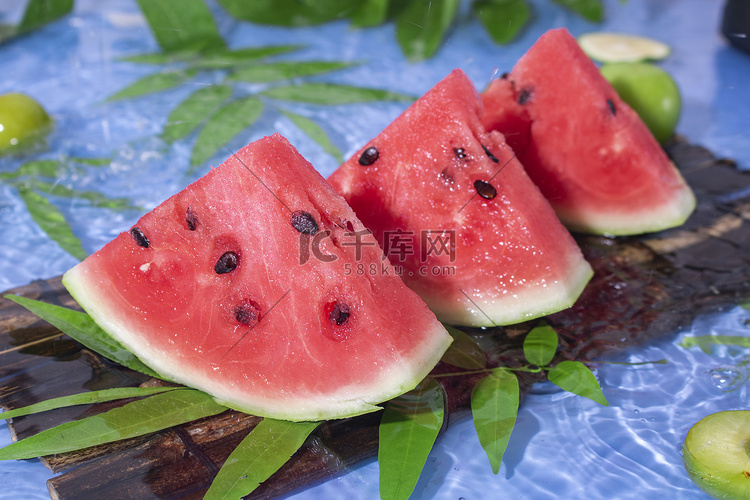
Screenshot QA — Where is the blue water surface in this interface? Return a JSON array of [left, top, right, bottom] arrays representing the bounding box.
[[1, 0, 749, 498]]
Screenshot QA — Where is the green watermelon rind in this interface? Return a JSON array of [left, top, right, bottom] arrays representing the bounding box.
[[62, 265, 453, 422], [434, 248, 594, 327], [556, 170, 696, 237]]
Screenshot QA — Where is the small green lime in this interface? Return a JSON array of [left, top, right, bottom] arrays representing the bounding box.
[[0, 92, 53, 155], [681, 410, 750, 499], [578, 32, 671, 63], [600, 62, 681, 144]]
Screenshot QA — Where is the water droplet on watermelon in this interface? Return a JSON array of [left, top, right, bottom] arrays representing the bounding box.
[[517, 87, 532, 105], [130, 227, 150, 248], [607, 98, 616, 116], [235, 299, 261, 326], [358, 146, 379, 166], [474, 180, 498, 200], [186, 207, 198, 231], [215, 251, 239, 274], [290, 210, 319, 235], [328, 301, 351, 326], [481, 144, 500, 163], [453, 147, 467, 159]]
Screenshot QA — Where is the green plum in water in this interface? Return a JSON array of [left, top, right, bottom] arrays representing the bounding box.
[[0, 92, 53, 155], [600, 62, 681, 144], [681, 410, 750, 499]]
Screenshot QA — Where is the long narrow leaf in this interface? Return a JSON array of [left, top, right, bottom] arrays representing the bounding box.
[[0, 389, 226, 460], [0, 160, 59, 180], [522, 321, 558, 367], [548, 360, 609, 406], [552, 0, 603, 22], [3, 295, 160, 378], [473, 0, 530, 45], [107, 69, 197, 101], [261, 83, 414, 104], [122, 45, 303, 67], [379, 377, 445, 500], [1, 387, 178, 420], [228, 61, 356, 83], [162, 84, 233, 143], [440, 325, 486, 370], [190, 97, 264, 168], [32, 180, 138, 210], [204, 419, 319, 500], [17, 0, 74, 34], [280, 109, 343, 163], [135, 0, 225, 54], [471, 368, 519, 473], [395, 0, 461, 61], [16, 186, 87, 261]]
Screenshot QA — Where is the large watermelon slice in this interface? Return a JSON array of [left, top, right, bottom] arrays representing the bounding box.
[[481, 28, 695, 236], [327, 70, 593, 327], [63, 134, 452, 422]]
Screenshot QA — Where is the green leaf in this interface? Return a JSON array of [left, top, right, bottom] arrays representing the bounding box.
[[280, 109, 343, 163], [547, 360, 608, 406], [107, 69, 197, 102], [740, 298, 750, 311], [679, 335, 750, 354], [162, 85, 233, 143], [379, 377, 445, 500], [204, 419, 319, 500], [522, 321, 558, 367], [3, 295, 160, 378], [135, 0, 225, 54], [473, 0, 531, 45], [552, 0, 604, 22], [0, 389, 226, 460], [228, 61, 356, 83], [32, 180, 137, 210], [123, 45, 303, 67], [261, 83, 414, 104], [190, 97, 264, 168], [16, 186, 87, 261], [1, 386, 178, 420], [0, 159, 59, 180], [67, 157, 112, 166], [471, 367, 519, 474], [440, 325, 486, 370], [350, 0, 390, 27], [395, 0, 460, 61], [17, 0, 74, 34], [217, 0, 355, 26]]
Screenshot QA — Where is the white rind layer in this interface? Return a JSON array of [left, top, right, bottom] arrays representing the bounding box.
[[62, 264, 453, 422]]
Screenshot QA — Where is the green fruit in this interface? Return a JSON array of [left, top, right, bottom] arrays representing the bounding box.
[[681, 410, 750, 499], [578, 32, 671, 63], [0, 92, 53, 154], [600, 62, 681, 144]]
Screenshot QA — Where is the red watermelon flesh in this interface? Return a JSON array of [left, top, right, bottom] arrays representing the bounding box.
[[327, 70, 593, 327], [481, 28, 695, 236], [63, 134, 452, 422]]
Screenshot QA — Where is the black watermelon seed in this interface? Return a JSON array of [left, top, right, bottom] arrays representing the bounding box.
[[186, 207, 198, 231], [235, 300, 260, 326], [439, 168, 454, 185], [358, 146, 379, 166], [482, 144, 500, 163], [328, 302, 350, 326], [517, 87, 532, 105], [290, 210, 319, 235], [607, 98, 616, 116], [453, 147, 467, 159], [500, 72, 509, 79], [130, 227, 149, 248], [215, 251, 239, 274], [474, 180, 497, 200]]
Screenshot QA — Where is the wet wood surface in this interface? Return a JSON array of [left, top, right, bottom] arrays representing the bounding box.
[[1, 137, 749, 499]]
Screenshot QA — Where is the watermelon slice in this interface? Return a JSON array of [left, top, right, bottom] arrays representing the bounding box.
[[481, 28, 696, 236], [327, 70, 593, 327], [63, 134, 452, 422]]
